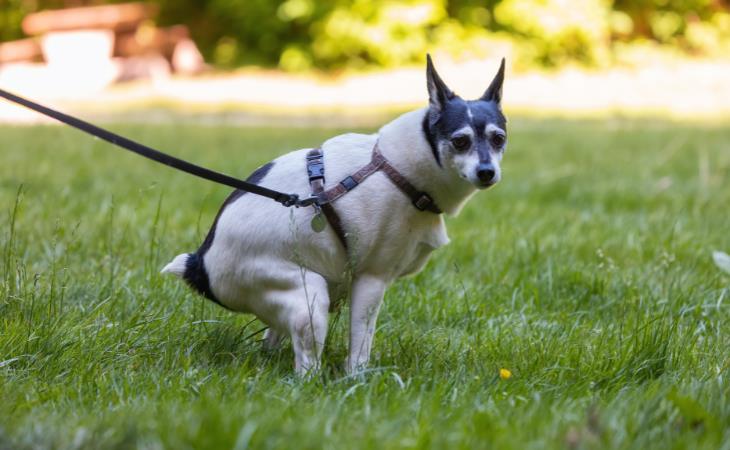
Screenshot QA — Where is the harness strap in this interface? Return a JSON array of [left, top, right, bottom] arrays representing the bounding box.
[[317, 143, 442, 214], [306, 148, 349, 250], [306, 142, 442, 251], [373, 146, 442, 214], [315, 149, 386, 204]]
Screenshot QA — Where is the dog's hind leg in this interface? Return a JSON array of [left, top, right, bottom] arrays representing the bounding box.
[[347, 275, 387, 374], [280, 271, 330, 376]]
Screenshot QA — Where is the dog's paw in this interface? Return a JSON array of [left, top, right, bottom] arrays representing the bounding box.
[[345, 359, 369, 376]]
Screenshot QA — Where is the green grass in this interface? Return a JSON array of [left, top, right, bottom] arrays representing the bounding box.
[[1, 117, 729, 449]]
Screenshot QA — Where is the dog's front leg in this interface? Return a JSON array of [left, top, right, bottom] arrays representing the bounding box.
[[347, 275, 387, 374]]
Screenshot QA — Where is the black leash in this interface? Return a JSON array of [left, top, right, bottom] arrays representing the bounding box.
[[0, 88, 316, 208]]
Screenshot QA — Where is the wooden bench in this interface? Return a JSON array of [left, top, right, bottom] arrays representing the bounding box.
[[0, 2, 204, 81]]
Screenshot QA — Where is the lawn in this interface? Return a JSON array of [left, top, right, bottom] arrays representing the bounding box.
[[1, 116, 729, 449]]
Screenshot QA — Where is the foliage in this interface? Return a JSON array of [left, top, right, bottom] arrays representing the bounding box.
[[1, 0, 730, 69], [1, 118, 730, 448], [493, 0, 612, 67]]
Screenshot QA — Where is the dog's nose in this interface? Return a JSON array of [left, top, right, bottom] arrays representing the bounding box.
[[476, 163, 496, 184]]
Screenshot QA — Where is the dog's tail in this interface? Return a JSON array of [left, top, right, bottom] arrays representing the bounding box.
[[161, 253, 190, 277], [161, 252, 224, 307]]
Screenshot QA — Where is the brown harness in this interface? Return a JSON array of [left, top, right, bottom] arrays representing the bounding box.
[[306, 142, 442, 251]]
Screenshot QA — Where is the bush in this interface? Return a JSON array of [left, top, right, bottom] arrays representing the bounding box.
[[494, 0, 611, 67], [1, 0, 729, 70]]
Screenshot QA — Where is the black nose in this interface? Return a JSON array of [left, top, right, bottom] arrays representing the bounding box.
[[476, 163, 496, 184]]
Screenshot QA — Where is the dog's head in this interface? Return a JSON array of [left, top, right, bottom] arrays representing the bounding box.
[[424, 55, 507, 189]]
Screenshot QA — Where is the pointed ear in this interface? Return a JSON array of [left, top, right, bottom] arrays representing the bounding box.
[[481, 57, 505, 104], [426, 54, 454, 115]]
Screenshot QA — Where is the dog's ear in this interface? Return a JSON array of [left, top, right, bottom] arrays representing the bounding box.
[[426, 54, 454, 121], [481, 57, 505, 104]]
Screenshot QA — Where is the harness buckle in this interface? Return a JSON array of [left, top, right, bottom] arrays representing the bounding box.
[[340, 176, 358, 191], [413, 193, 434, 211], [307, 162, 324, 180]]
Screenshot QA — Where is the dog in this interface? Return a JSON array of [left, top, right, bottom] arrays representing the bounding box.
[[162, 55, 507, 375]]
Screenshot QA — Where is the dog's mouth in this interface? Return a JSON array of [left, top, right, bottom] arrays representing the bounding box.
[[475, 179, 498, 190]]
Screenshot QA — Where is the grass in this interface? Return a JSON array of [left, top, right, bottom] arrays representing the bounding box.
[[1, 116, 729, 449]]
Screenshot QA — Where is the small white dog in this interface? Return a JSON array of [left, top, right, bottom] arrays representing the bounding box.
[[163, 56, 507, 375]]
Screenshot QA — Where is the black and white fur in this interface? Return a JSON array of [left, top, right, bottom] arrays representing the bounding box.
[[163, 56, 507, 375]]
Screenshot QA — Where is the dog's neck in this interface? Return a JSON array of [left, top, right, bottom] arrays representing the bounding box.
[[376, 108, 476, 216]]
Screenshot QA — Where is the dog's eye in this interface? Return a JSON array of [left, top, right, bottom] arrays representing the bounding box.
[[451, 135, 471, 152], [491, 133, 506, 149]]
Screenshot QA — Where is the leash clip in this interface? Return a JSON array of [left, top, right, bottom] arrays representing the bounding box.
[[276, 193, 319, 208], [296, 195, 319, 208]]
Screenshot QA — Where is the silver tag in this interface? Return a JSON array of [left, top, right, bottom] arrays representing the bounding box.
[[310, 207, 326, 233]]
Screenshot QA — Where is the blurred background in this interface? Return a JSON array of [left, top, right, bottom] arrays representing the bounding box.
[[1, 0, 729, 122]]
